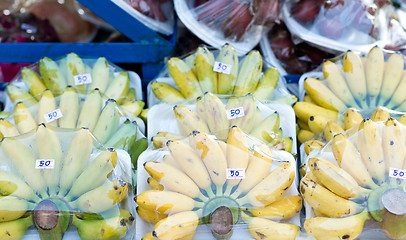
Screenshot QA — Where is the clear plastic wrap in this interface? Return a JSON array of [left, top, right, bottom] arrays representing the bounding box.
[[301, 118, 406, 240], [148, 93, 297, 155], [148, 44, 295, 107], [135, 126, 301, 240], [2, 52, 144, 120], [0, 125, 135, 240]]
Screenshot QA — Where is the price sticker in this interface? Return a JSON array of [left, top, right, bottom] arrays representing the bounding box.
[[389, 167, 406, 180], [226, 107, 245, 120], [226, 168, 245, 179], [44, 109, 63, 123], [35, 159, 55, 169], [74, 73, 92, 85], [213, 61, 232, 74]]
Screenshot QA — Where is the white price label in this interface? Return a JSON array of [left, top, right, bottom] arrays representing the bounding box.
[[226, 107, 245, 120], [74, 73, 92, 85], [226, 168, 245, 179], [389, 167, 406, 179], [35, 159, 55, 169], [213, 61, 232, 74], [44, 109, 63, 123]]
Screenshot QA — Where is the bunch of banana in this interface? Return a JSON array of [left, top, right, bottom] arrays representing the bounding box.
[[136, 127, 301, 240], [151, 44, 297, 105], [6, 52, 143, 118], [296, 46, 406, 142], [301, 118, 406, 239], [0, 125, 133, 240], [151, 92, 294, 153]]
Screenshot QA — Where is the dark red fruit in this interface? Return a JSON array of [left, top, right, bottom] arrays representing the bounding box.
[[223, 0, 253, 40], [291, 0, 323, 23], [252, 0, 280, 25]]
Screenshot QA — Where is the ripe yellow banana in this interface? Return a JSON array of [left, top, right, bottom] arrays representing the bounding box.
[[298, 129, 315, 144], [183, 52, 196, 74], [0, 216, 32, 240], [342, 50, 368, 108], [168, 57, 203, 99], [253, 67, 279, 101], [151, 81, 185, 104], [300, 178, 364, 218], [152, 132, 183, 149], [304, 212, 370, 240], [293, 101, 338, 123], [0, 119, 19, 137], [136, 206, 167, 224], [308, 115, 329, 135], [152, 211, 199, 240], [39, 57, 67, 95], [324, 120, 344, 142], [21, 67, 46, 100], [370, 106, 390, 122], [58, 86, 79, 128], [147, 177, 164, 191], [173, 105, 210, 136], [135, 190, 197, 214], [142, 231, 159, 240], [194, 46, 217, 93], [248, 195, 302, 221], [243, 214, 299, 240], [365, 46, 385, 107], [0, 169, 39, 201], [382, 118, 405, 170], [304, 140, 325, 155], [92, 99, 120, 144], [399, 114, 406, 125], [233, 50, 262, 95], [76, 88, 103, 131], [303, 95, 316, 104], [37, 89, 58, 127], [303, 77, 347, 112], [378, 52, 404, 106], [89, 57, 110, 93], [73, 215, 127, 240], [297, 119, 310, 131], [104, 72, 130, 104], [344, 108, 363, 130], [227, 94, 257, 133], [216, 44, 239, 95], [6, 83, 37, 106], [0, 195, 30, 222]]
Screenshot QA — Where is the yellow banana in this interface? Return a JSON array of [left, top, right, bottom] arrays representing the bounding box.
[[253, 67, 279, 101], [0, 195, 30, 222], [297, 119, 310, 131], [58, 86, 79, 128], [250, 111, 280, 143], [21, 67, 46, 100], [151, 81, 185, 104], [233, 50, 262, 95], [147, 177, 164, 191], [387, 70, 406, 109], [324, 120, 344, 142], [0, 169, 39, 201], [308, 115, 329, 135], [248, 195, 302, 221], [161, 153, 181, 170], [135, 190, 197, 214], [0, 118, 19, 137], [142, 231, 159, 240], [304, 140, 325, 155], [173, 105, 209, 136], [382, 118, 405, 170], [92, 99, 120, 144], [136, 206, 167, 224], [298, 129, 315, 144], [122, 87, 136, 104], [322, 60, 358, 107], [227, 94, 257, 133], [371, 106, 390, 122], [12, 102, 36, 135], [304, 77, 347, 112], [119, 100, 144, 117], [65, 52, 86, 93], [152, 132, 183, 149], [39, 57, 67, 95], [152, 211, 199, 240], [168, 57, 203, 99], [378, 52, 404, 106], [140, 108, 148, 124], [243, 213, 299, 240], [76, 88, 103, 131], [365, 46, 385, 107], [73, 215, 127, 240], [293, 101, 338, 123], [70, 180, 128, 213], [300, 178, 364, 218], [184, 52, 196, 74], [303, 95, 316, 104], [304, 212, 370, 240], [37, 89, 58, 127], [104, 72, 130, 104], [0, 216, 33, 240], [89, 57, 110, 93], [399, 114, 406, 125], [216, 44, 239, 94], [194, 46, 217, 93], [6, 83, 37, 106], [342, 50, 368, 108], [344, 108, 363, 130]]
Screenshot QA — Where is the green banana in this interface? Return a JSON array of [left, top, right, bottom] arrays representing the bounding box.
[[89, 57, 110, 93], [39, 57, 67, 95], [76, 88, 103, 131], [216, 44, 239, 94], [0, 216, 33, 240], [65, 52, 86, 93], [58, 86, 79, 128], [233, 50, 262, 95], [194, 46, 217, 93], [93, 99, 120, 144], [21, 67, 46, 100], [104, 72, 130, 104], [73, 215, 127, 240], [104, 119, 138, 150], [253, 67, 279, 101], [250, 111, 280, 143], [6, 83, 37, 106]]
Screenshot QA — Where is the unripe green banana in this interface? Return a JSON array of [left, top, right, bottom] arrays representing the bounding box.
[[21, 67, 46, 100], [77, 88, 103, 131], [39, 57, 67, 95], [58, 86, 79, 128], [65, 52, 86, 93], [93, 99, 120, 144], [89, 57, 110, 93], [216, 44, 239, 95], [104, 72, 130, 104], [253, 67, 279, 101], [194, 46, 217, 93]]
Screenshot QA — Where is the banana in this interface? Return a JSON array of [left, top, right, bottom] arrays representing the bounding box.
[[303, 95, 316, 104], [298, 129, 315, 144], [378, 52, 404, 106], [144, 160, 201, 199], [344, 108, 363, 130], [2, 136, 49, 197], [331, 134, 378, 189], [167, 140, 212, 190], [152, 211, 199, 240], [147, 177, 164, 191], [189, 131, 227, 188], [382, 118, 406, 170], [357, 119, 386, 185], [365, 46, 385, 107], [248, 195, 302, 221], [70, 180, 128, 213], [104, 72, 130, 104], [227, 94, 257, 133], [399, 114, 406, 125], [37, 89, 58, 127], [274, 94, 298, 106], [104, 119, 137, 150], [244, 215, 299, 240], [250, 111, 280, 143], [135, 190, 197, 214], [173, 105, 210, 136], [136, 206, 167, 224], [253, 67, 279, 101], [216, 44, 239, 95], [324, 120, 344, 142], [322, 60, 358, 107], [195, 92, 229, 140], [233, 50, 262, 95], [194, 46, 217, 93], [308, 115, 329, 135], [66, 149, 117, 200], [152, 132, 183, 149], [65, 52, 86, 93], [122, 88, 136, 104], [21, 67, 46, 100], [119, 100, 144, 117], [238, 162, 295, 208], [92, 99, 120, 144], [0, 216, 33, 240], [297, 119, 310, 131], [168, 57, 203, 99], [308, 157, 368, 201], [0, 169, 39, 201], [304, 140, 325, 155], [387, 70, 406, 109], [73, 215, 127, 240], [161, 152, 181, 170], [0, 196, 30, 222], [6, 83, 37, 106], [89, 57, 110, 93], [184, 52, 197, 74], [39, 57, 67, 95], [58, 128, 94, 197], [371, 107, 390, 122], [366, 183, 392, 222], [58, 86, 79, 128], [304, 77, 347, 112], [293, 102, 338, 123], [342, 50, 368, 108], [0, 118, 19, 137], [142, 231, 159, 240], [76, 88, 103, 131], [304, 212, 370, 240], [395, 99, 406, 112], [300, 178, 364, 218], [151, 81, 185, 104]]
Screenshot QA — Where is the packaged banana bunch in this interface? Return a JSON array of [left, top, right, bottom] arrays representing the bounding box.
[[295, 46, 406, 143], [0, 124, 135, 240], [0, 87, 145, 154], [3, 52, 144, 119], [148, 44, 295, 107], [148, 93, 297, 154], [301, 117, 406, 240], [135, 126, 301, 240]]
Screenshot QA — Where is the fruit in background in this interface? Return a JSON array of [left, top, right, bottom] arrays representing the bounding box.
[[252, 0, 280, 25], [124, 0, 167, 22], [291, 0, 323, 23], [196, 0, 231, 24], [223, 0, 253, 40]]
